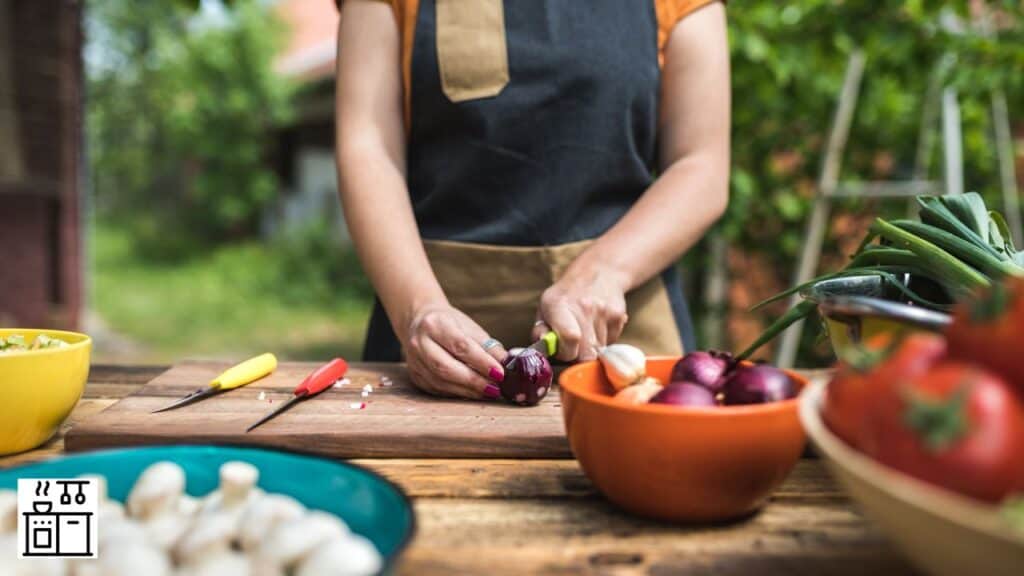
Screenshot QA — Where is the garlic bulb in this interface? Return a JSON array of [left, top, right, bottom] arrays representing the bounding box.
[[597, 344, 647, 391]]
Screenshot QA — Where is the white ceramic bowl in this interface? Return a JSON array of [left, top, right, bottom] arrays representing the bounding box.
[[799, 380, 1024, 576]]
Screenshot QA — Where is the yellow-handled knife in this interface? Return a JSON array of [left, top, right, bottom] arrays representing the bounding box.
[[152, 353, 277, 413]]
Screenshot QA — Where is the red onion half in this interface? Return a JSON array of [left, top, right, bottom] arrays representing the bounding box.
[[722, 364, 796, 405], [669, 350, 733, 394], [500, 348, 553, 406]]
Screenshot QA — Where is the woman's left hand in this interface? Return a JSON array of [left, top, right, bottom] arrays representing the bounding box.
[[533, 267, 629, 362]]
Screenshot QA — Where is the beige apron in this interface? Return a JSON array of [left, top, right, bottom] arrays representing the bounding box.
[[423, 239, 684, 356]]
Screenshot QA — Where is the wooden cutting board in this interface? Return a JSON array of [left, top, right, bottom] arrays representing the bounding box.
[[65, 361, 572, 459]]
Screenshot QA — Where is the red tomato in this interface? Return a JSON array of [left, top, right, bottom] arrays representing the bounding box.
[[859, 361, 1024, 502], [946, 277, 1024, 396], [824, 333, 946, 448]]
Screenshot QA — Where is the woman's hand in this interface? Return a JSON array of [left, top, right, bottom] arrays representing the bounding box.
[[533, 266, 629, 362], [404, 303, 508, 399]]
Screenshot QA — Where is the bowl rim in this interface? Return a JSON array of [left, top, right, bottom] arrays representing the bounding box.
[[559, 356, 806, 417], [799, 379, 1024, 546], [0, 328, 92, 358]]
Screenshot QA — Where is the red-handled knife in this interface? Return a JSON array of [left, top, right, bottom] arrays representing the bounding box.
[[245, 358, 349, 432]]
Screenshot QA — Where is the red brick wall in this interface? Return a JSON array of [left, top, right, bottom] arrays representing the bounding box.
[[0, 0, 82, 329]]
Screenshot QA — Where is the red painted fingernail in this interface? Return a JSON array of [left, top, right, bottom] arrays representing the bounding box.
[[488, 367, 504, 382], [483, 384, 501, 400]]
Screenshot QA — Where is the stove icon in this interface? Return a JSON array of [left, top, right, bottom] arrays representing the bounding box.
[[18, 479, 97, 558]]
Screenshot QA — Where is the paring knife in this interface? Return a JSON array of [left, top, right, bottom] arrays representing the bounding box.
[[152, 352, 278, 413]]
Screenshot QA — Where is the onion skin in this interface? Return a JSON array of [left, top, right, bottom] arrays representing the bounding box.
[[649, 382, 717, 407], [500, 348, 553, 406], [669, 350, 733, 394], [722, 365, 796, 405]]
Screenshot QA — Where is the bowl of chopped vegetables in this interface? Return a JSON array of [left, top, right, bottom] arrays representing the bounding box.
[[0, 329, 91, 455], [802, 275, 951, 363]]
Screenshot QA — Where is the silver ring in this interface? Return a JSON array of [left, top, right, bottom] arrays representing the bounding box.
[[481, 338, 502, 351], [533, 320, 548, 328]]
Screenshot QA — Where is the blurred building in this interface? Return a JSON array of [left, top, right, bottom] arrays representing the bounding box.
[[0, 0, 83, 329], [266, 0, 347, 241]]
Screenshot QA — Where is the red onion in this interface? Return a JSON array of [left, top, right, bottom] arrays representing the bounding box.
[[722, 364, 796, 405], [669, 350, 733, 394], [649, 382, 717, 407], [500, 348, 553, 406]]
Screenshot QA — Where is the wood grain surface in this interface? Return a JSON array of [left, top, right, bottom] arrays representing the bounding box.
[[0, 364, 918, 575], [64, 361, 572, 458]]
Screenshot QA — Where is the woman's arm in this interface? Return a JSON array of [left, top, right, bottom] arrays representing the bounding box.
[[535, 2, 731, 360], [335, 0, 505, 397]]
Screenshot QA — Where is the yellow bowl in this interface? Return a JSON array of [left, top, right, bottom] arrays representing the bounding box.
[[800, 379, 1024, 576], [0, 328, 91, 455]]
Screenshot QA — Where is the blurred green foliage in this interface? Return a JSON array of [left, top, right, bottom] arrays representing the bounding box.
[[691, 1, 1024, 361], [87, 0, 294, 257], [725, 1, 1024, 252], [92, 223, 371, 362]]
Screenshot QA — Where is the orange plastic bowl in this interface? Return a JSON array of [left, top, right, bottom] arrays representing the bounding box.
[[559, 357, 807, 522]]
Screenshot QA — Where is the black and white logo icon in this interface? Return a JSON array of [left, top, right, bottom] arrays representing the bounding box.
[[17, 478, 98, 558]]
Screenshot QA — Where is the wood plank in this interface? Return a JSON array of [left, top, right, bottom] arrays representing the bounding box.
[[65, 361, 573, 459], [396, 498, 917, 575], [344, 460, 842, 502]]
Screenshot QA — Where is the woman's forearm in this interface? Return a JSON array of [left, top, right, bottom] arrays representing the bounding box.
[[566, 153, 729, 292], [564, 1, 730, 292], [335, 1, 446, 343], [336, 147, 447, 341]]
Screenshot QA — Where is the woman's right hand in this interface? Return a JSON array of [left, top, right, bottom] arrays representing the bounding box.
[[403, 303, 509, 400]]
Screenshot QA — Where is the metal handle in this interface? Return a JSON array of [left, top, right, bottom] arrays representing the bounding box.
[[817, 294, 951, 332]]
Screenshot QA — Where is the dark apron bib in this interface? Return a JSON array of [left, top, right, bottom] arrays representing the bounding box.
[[363, 0, 695, 360]]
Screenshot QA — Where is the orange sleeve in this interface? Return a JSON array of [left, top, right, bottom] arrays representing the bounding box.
[[654, 0, 722, 67]]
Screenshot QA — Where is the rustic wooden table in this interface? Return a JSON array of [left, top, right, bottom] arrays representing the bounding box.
[[0, 365, 919, 575]]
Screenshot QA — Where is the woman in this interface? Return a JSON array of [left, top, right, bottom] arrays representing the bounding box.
[[335, 0, 730, 399]]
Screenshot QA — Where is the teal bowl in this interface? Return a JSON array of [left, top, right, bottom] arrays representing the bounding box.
[[0, 445, 415, 570]]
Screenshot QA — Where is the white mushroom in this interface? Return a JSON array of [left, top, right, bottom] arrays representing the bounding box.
[[68, 559, 101, 576], [98, 518, 149, 550], [173, 512, 236, 566], [144, 512, 193, 552], [178, 494, 200, 517], [126, 462, 186, 520], [199, 461, 260, 515], [258, 511, 349, 569], [237, 494, 306, 551], [0, 490, 17, 533], [197, 461, 263, 542], [77, 475, 124, 522], [175, 550, 251, 576], [94, 543, 170, 576], [0, 533, 68, 576], [295, 535, 383, 576], [249, 562, 286, 576]]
